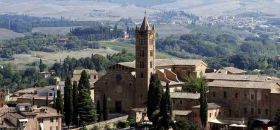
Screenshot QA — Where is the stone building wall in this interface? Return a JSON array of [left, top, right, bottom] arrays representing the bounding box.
[[172, 98, 200, 110], [208, 86, 272, 119], [94, 70, 136, 113]]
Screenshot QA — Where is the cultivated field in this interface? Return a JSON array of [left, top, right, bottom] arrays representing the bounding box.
[[0, 28, 25, 40], [32, 27, 71, 35]]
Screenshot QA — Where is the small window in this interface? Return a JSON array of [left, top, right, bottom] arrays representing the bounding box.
[[180, 100, 182, 104], [173, 100, 175, 104], [209, 113, 212, 118], [258, 108, 261, 114], [265, 109, 269, 116], [251, 94, 254, 100], [140, 62, 145, 68], [229, 109, 232, 117], [224, 91, 227, 99], [94, 75, 97, 79], [150, 61, 153, 68], [116, 74, 122, 82], [140, 72, 144, 78], [244, 108, 247, 114], [212, 92, 216, 97], [50, 118, 54, 122], [235, 93, 238, 99], [49, 93, 53, 96], [141, 50, 145, 57], [39, 119, 43, 123], [251, 108, 254, 115]]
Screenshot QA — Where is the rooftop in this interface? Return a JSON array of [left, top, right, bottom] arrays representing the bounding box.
[[205, 73, 280, 82], [170, 92, 200, 99], [208, 80, 277, 89], [216, 67, 247, 74], [73, 69, 98, 75], [117, 59, 206, 69]]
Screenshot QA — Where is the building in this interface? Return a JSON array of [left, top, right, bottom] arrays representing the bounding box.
[[0, 103, 62, 130], [0, 89, 5, 108], [216, 67, 247, 75], [94, 17, 207, 113]]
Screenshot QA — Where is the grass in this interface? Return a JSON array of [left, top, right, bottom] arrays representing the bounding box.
[[99, 40, 175, 59], [0, 28, 25, 40]]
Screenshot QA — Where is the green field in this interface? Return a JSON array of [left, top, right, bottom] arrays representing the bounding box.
[[100, 40, 175, 59]]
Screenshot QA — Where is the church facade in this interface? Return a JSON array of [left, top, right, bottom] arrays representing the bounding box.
[[94, 17, 207, 113]]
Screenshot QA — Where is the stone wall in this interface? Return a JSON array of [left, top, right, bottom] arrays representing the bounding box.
[[81, 115, 128, 130]]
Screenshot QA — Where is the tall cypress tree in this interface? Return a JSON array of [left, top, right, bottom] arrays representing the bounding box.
[[147, 74, 163, 125], [64, 76, 73, 127], [200, 82, 208, 129], [55, 90, 63, 114], [159, 83, 172, 129], [77, 70, 96, 125], [53, 92, 56, 108], [103, 94, 108, 121], [72, 81, 78, 124], [45, 93, 49, 106], [78, 70, 91, 92]]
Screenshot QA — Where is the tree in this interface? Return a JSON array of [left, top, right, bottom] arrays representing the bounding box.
[[77, 70, 96, 125], [45, 93, 49, 106], [158, 83, 173, 129], [174, 120, 198, 130], [199, 82, 208, 129], [64, 76, 73, 127], [183, 76, 207, 93], [77, 89, 96, 125], [72, 81, 79, 124], [53, 92, 56, 108], [103, 94, 109, 121], [78, 70, 91, 92], [55, 90, 63, 114], [39, 58, 47, 72], [275, 110, 280, 130], [96, 100, 103, 122], [147, 74, 163, 125]]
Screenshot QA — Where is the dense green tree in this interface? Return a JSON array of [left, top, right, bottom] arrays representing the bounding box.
[[64, 76, 73, 127], [183, 76, 207, 93], [55, 90, 63, 114], [78, 70, 91, 92], [275, 110, 280, 130], [72, 81, 79, 124], [39, 58, 47, 72], [158, 83, 173, 129], [77, 70, 96, 125], [147, 74, 163, 125], [77, 89, 96, 125], [174, 120, 198, 130], [45, 94, 49, 106], [103, 94, 109, 121], [199, 82, 208, 129]]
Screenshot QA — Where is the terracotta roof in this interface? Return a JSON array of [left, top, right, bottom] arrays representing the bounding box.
[[170, 92, 200, 99], [205, 73, 280, 82], [208, 80, 276, 89], [216, 67, 247, 74], [117, 59, 206, 69], [192, 103, 221, 109]]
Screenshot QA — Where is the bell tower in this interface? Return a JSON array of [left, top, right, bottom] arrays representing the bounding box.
[[135, 16, 156, 107]]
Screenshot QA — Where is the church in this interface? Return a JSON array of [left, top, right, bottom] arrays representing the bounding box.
[[94, 16, 207, 113]]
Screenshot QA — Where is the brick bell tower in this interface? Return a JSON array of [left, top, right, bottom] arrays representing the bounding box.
[[135, 16, 156, 107]]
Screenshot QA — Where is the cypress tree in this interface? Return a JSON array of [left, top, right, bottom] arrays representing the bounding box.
[[45, 93, 49, 106], [159, 83, 172, 129], [53, 92, 56, 108], [147, 74, 163, 125], [72, 81, 78, 124], [103, 94, 108, 121], [275, 110, 280, 130], [64, 76, 73, 127], [55, 90, 63, 114], [199, 82, 208, 129], [77, 70, 96, 125], [78, 70, 91, 92]]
